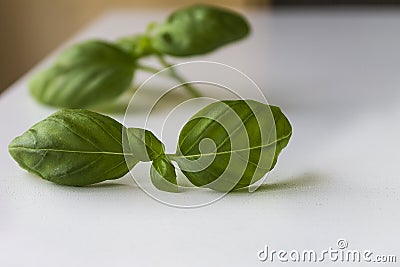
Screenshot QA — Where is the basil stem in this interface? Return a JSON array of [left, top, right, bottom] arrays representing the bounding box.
[[156, 55, 201, 98]]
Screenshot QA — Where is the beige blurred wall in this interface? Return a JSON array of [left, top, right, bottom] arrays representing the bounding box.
[[0, 0, 265, 93]]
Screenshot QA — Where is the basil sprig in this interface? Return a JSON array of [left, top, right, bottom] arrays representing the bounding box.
[[29, 4, 250, 108], [9, 100, 292, 192]]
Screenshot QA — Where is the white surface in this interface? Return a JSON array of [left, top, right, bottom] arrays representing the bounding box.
[[1, 7, 400, 266]]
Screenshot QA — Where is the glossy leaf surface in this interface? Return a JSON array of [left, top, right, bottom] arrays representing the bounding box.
[[9, 109, 137, 186], [174, 100, 292, 192], [150, 156, 178, 193], [125, 128, 165, 162]]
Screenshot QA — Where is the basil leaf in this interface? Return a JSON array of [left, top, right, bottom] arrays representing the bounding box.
[[29, 40, 136, 108], [125, 128, 165, 162], [151, 4, 250, 57], [8, 110, 137, 186], [173, 100, 292, 192], [116, 34, 153, 58], [150, 156, 178, 193]]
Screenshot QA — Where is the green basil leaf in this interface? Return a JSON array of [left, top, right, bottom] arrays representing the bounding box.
[[8, 109, 137, 186], [125, 128, 165, 162], [150, 156, 178, 193], [151, 4, 250, 57], [29, 40, 136, 108], [116, 34, 153, 58], [173, 100, 292, 192]]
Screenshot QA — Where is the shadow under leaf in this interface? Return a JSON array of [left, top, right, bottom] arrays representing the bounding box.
[[232, 172, 327, 194], [92, 85, 192, 115]]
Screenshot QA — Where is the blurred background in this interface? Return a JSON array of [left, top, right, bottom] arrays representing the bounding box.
[[0, 0, 398, 93]]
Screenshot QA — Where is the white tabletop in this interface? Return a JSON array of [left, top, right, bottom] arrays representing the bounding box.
[[1, 7, 400, 266]]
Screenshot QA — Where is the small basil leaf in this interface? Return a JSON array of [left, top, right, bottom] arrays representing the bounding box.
[[116, 34, 154, 58], [29, 40, 136, 108], [151, 4, 250, 57], [174, 100, 292, 192], [150, 156, 178, 193], [8, 110, 137, 186], [125, 128, 164, 162]]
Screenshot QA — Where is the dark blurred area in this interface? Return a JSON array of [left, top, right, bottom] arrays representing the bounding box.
[[0, 0, 399, 94], [273, 0, 399, 5]]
